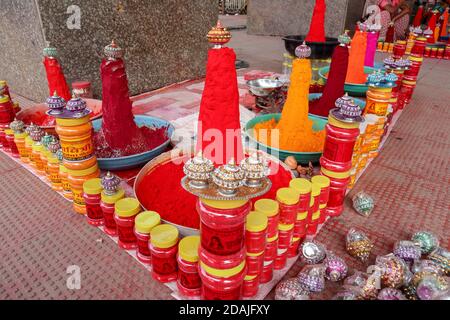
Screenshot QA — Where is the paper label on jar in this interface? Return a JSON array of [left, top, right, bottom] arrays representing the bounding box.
[[72, 189, 85, 206], [152, 255, 177, 275], [60, 139, 94, 162], [201, 222, 244, 256]]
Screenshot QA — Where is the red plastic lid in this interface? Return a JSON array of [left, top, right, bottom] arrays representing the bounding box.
[[199, 246, 246, 270], [72, 81, 91, 89]]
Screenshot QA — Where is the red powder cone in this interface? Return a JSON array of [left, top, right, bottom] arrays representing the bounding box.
[[385, 23, 395, 43], [43, 57, 71, 101], [440, 8, 449, 37], [345, 31, 368, 84], [413, 6, 423, 27], [196, 47, 244, 165], [309, 45, 349, 117], [305, 0, 326, 42], [428, 12, 438, 31]]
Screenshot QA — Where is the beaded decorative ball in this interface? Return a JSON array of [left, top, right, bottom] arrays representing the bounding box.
[[297, 265, 326, 293], [104, 40, 124, 60], [346, 228, 373, 262], [393, 240, 422, 263], [323, 254, 348, 281], [240, 152, 270, 188], [411, 231, 439, 255], [377, 288, 406, 300], [376, 254, 408, 288], [301, 241, 327, 265], [207, 21, 231, 47], [183, 152, 214, 189], [428, 247, 450, 276], [101, 172, 122, 195], [9, 118, 25, 134], [352, 191, 375, 217], [275, 278, 310, 300]]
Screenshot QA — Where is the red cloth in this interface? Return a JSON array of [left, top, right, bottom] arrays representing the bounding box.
[[43, 57, 71, 101], [196, 48, 243, 165], [428, 12, 438, 31], [99, 58, 140, 150], [306, 0, 326, 42], [309, 45, 349, 117], [413, 6, 424, 27]]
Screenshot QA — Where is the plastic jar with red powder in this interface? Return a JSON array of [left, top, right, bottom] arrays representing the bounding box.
[[177, 235, 201, 297], [294, 211, 308, 238], [134, 211, 161, 264], [287, 237, 302, 258], [150, 224, 179, 283], [319, 204, 327, 224], [274, 248, 288, 270], [246, 251, 264, 276], [198, 198, 250, 256], [254, 199, 279, 239], [5, 129, 19, 158], [242, 274, 259, 298], [100, 188, 125, 236], [114, 198, 141, 250], [311, 175, 330, 206], [320, 167, 352, 217], [260, 260, 274, 284], [82, 178, 104, 226], [278, 223, 294, 249], [276, 188, 299, 225], [289, 178, 312, 212], [245, 211, 268, 254], [307, 210, 321, 235], [264, 234, 278, 262], [323, 121, 361, 165], [199, 257, 246, 300]]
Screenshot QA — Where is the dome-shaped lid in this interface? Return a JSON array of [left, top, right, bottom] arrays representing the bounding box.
[[295, 41, 311, 59], [9, 118, 25, 134], [104, 40, 124, 60], [207, 20, 231, 47], [101, 171, 122, 195], [46, 92, 66, 114]]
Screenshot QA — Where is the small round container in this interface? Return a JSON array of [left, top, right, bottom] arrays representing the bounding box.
[[289, 178, 312, 212], [246, 251, 264, 276], [114, 197, 141, 249], [134, 211, 161, 264], [30, 143, 45, 174], [177, 235, 201, 297], [278, 223, 294, 249], [307, 211, 321, 235], [323, 122, 360, 165], [264, 234, 278, 261], [276, 188, 299, 225], [13, 132, 28, 162], [311, 175, 330, 206], [198, 198, 250, 256], [274, 248, 288, 270], [242, 274, 259, 298], [72, 81, 93, 99], [82, 178, 104, 226], [293, 211, 308, 238], [260, 260, 274, 284], [100, 188, 125, 236], [47, 155, 62, 191], [318, 204, 327, 224], [59, 164, 73, 200], [245, 211, 268, 254], [150, 224, 179, 283], [4, 129, 18, 157], [199, 259, 246, 300], [254, 199, 279, 239], [287, 237, 302, 258], [320, 168, 352, 217], [68, 165, 100, 214]]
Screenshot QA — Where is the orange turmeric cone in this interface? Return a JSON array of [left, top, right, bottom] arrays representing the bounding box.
[[440, 8, 449, 38], [345, 31, 368, 84]]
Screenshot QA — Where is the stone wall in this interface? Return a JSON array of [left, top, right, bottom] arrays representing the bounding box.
[[247, 0, 359, 38], [0, 0, 218, 102]]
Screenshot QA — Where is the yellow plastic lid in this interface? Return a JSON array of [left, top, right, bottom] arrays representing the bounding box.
[[55, 115, 90, 127], [150, 224, 179, 249], [319, 203, 326, 209], [267, 233, 279, 242], [67, 164, 98, 177], [311, 183, 321, 197], [246, 250, 264, 257], [25, 136, 33, 144], [200, 260, 245, 278], [244, 274, 258, 281], [48, 155, 59, 164], [311, 175, 330, 188], [328, 114, 360, 129], [201, 198, 247, 210], [278, 223, 294, 231], [289, 178, 312, 194], [59, 164, 67, 172], [32, 143, 43, 152], [297, 211, 308, 220], [309, 197, 315, 207], [4, 128, 13, 135], [101, 188, 125, 204], [292, 237, 300, 242], [14, 132, 27, 139], [246, 211, 268, 232], [254, 199, 279, 217], [83, 178, 102, 195], [312, 211, 320, 220], [178, 235, 200, 263], [0, 95, 10, 103], [135, 211, 161, 234], [320, 167, 351, 179], [114, 198, 141, 218], [276, 188, 299, 205]]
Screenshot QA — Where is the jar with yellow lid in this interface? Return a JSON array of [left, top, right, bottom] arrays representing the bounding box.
[[311, 175, 330, 207], [150, 224, 179, 283], [100, 172, 125, 236], [289, 178, 311, 212], [83, 178, 104, 226], [365, 86, 392, 117], [47, 154, 62, 191], [264, 233, 278, 263], [242, 273, 259, 298], [59, 163, 73, 200], [246, 250, 264, 277], [30, 143, 45, 174], [114, 197, 141, 250], [245, 211, 268, 254], [177, 235, 201, 297], [4, 128, 19, 157], [254, 199, 279, 239], [276, 188, 299, 225], [278, 223, 294, 250], [68, 164, 100, 214], [293, 210, 308, 238], [14, 131, 29, 162], [307, 210, 321, 236], [134, 211, 161, 264], [287, 236, 302, 258]]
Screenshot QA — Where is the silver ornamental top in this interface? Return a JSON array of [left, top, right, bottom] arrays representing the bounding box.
[[338, 30, 351, 46], [30, 128, 45, 142], [212, 158, 245, 191], [56, 149, 63, 162], [301, 241, 327, 265], [104, 40, 123, 60], [66, 96, 87, 115], [46, 92, 66, 115], [331, 96, 364, 123], [334, 93, 352, 109], [9, 118, 25, 134], [295, 42, 311, 59], [25, 123, 39, 135], [41, 133, 55, 148], [47, 139, 61, 154], [101, 171, 121, 195], [240, 152, 269, 181], [43, 43, 58, 58], [183, 152, 214, 181]]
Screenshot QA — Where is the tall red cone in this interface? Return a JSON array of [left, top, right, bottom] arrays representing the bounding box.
[[428, 11, 438, 31], [310, 32, 350, 117], [42, 44, 71, 101], [305, 0, 326, 42], [196, 21, 243, 165], [413, 5, 424, 27]]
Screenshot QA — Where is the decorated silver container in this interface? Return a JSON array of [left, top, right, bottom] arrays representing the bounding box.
[[376, 254, 409, 288], [343, 271, 378, 300], [297, 265, 326, 293], [377, 288, 406, 300], [46, 92, 66, 115], [9, 118, 25, 134], [346, 228, 373, 262], [411, 231, 439, 255], [25, 123, 39, 136], [101, 171, 121, 196], [301, 241, 327, 265], [275, 278, 310, 300], [295, 42, 311, 59], [211, 159, 245, 197], [428, 247, 450, 276], [183, 152, 214, 189], [323, 254, 348, 281], [29, 128, 45, 143], [104, 40, 124, 60], [240, 152, 269, 188], [393, 240, 421, 263]]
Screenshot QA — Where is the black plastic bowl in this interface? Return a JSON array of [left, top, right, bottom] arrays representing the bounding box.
[[282, 35, 339, 60]]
